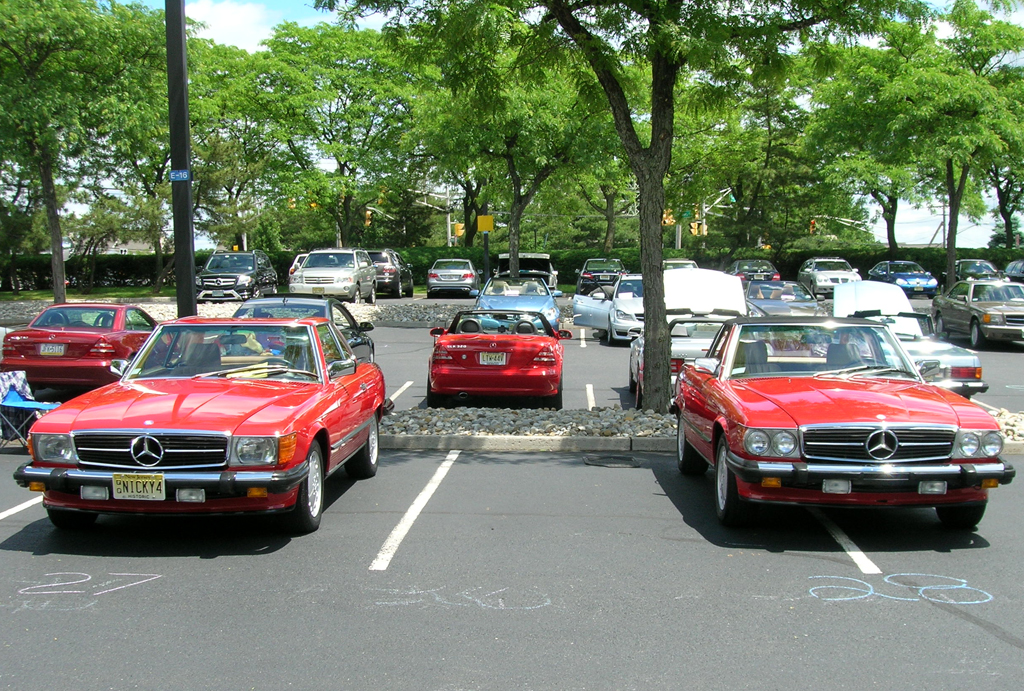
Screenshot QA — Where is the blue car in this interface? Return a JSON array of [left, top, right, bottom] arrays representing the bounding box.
[[474, 277, 563, 330], [867, 260, 938, 298]]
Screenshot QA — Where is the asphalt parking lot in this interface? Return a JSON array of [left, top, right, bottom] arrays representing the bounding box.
[[2, 295, 1024, 688]]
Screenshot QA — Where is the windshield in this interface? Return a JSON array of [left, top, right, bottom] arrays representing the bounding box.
[[727, 323, 917, 380], [205, 254, 254, 272], [584, 260, 624, 272], [615, 279, 643, 298], [815, 260, 853, 272], [33, 307, 118, 329], [961, 261, 997, 273], [233, 304, 328, 319], [890, 262, 925, 273], [433, 260, 471, 271], [304, 252, 354, 269], [450, 311, 551, 335], [972, 284, 1024, 302], [129, 324, 319, 381], [746, 281, 814, 302], [483, 278, 549, 296]]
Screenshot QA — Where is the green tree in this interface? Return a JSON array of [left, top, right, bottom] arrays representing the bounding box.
[[0, 0, 164, 302]]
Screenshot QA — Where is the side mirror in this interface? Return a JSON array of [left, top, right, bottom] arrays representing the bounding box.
[[110, 359, 130, 377], [574, 269, 580, 275], [358, 321, 374, 332], [429, 327, 445, 337], [557, 329, 574, 340], [551, 290, 563, 298], [693, 358, 720, 376], [469, 289, 480, 297], [854, 268, 860, 273], [328, 359, 357, 380], [915, 359, 942, 379]]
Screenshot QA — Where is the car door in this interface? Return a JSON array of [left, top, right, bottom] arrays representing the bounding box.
[[797, 261, 812, 292], [944, 282, 971, 333], [356, 251, 375, 295], [571, 289, 613, 328], [315, 323, 376, 473], [680, 325, 732, 461]]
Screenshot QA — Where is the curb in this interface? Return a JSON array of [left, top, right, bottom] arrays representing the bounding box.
[[381, 434, 675, 452]]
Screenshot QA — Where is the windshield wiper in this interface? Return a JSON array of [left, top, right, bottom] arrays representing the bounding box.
[[195, 364, 318, 380], [815, 364, 914, 380]]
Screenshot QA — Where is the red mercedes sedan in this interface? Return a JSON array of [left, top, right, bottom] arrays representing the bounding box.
[[672, 316, 1014, 529], [1, 303, 157, 391], [14, 316, 386, 533], [427, 310, 573, 408]]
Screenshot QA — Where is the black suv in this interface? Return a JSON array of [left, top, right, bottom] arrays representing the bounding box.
[[195, 249, 278, 302], [575, 258, 626, 296], [368, 248, 414, 298]]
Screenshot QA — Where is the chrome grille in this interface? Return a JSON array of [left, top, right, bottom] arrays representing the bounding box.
[[73, 432, 229, 470], [1005, 315, 1024, 326], [304, 276, 336, 285], [802, 425, 955, 463], [202, 277, 236, 287]]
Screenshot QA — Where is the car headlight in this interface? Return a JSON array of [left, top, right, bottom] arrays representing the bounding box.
[[982, 313, 1003, 325], [954, 430, 1004, 458], [815, 275, 829, 285], [195, 277, 202, 286], [742, 427, 799, 458], [895, 278, 908, 285], [926, 278, 938, 286], [33, 434, 75, 463], [231, 437, 279, 466], [237, 275, 252, 286], [614, 309, 636, 322]]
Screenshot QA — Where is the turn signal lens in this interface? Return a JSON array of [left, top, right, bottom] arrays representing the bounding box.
[[247, 488, 268, 498], [278, 433, 298, 465], [761, 477, 782, 488], [28, 482, 45, 492], [982, 479, 999, 489]]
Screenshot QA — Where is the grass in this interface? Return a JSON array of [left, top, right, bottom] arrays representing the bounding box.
[[0, 287, 180, 302]]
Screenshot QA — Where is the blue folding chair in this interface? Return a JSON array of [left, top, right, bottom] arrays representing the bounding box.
[[0, 388, 60, 448]]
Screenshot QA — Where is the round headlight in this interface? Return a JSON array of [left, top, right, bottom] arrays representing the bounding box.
[[744, 429, 771, 456], [958, 432, 980, 457], [773, 431, 797, 456], [982, 431, 1003, 457]]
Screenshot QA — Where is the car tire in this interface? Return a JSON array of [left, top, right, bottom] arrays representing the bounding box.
[[605, 318, 616, 345], [404, 280, 413, 298], [346, 415, 379, 479], [936, 504, 986, 530], [635, 382, 643, 410], [628, 365, 637, 394], [550, 381, 563, 410], [426, 374, 444, 407], [390, 282, 401, 298], [969, 319, 987, 349], [935, 313, 948, 339], [283, 443, 324, 534], [367, 285, 376, 304], [677, 413, 708, 475], [427, 289, 436, 300], [46, 508, 98, 530], [715, 436, 755, 527]]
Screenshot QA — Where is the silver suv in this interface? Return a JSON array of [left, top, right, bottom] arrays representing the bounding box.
[[288, 248, 377, 303]]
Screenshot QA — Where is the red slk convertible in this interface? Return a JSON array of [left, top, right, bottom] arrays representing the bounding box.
[[672, 316, 1014, 529], [1, 303, 157, 391], [427, 310, 573, 408], [14, 316, 386, 533]]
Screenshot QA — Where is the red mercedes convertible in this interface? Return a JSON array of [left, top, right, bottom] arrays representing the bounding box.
[[14, 316, 387, 533], [427, 310, 573, 408], [672, 316, 1014, 529]]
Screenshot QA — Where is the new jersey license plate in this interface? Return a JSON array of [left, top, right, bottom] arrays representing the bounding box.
[[480, 352, 507, 365], [112, 473, 165, 501]]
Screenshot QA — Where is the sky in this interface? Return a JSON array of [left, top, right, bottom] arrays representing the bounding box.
[[139, 0, 1023, 250]]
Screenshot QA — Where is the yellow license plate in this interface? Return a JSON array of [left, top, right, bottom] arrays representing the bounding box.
[[480, 352, 507, 365], [39, 343, 65, 356], [312, 287, 325, 294], [112, 473, 165, 501]]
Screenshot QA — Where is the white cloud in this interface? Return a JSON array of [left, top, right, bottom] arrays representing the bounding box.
[[186, 0, 324, 52]]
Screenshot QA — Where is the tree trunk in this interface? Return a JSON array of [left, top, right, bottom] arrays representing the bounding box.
[[152, 232, 164, 293], [155, 255, 176, 294], [870, 191, 899, 257], [944, 159, 971, 291], [36, 150, 67, 303], [602, 186, 617, 254]]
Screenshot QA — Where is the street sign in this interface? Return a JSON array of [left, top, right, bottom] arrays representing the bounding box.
[[169, 169, 190, 182]]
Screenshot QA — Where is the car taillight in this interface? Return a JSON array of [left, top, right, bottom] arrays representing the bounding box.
[[428, 272, 440, 279], [89, 340, 117, 356], [950, 367, 982, 380], [383, 267, 396, 274], [582, 272, 593, 279], [670, 358, 683, 375], [462, 272, 474, 279], [432, 345, 453, 361], [533, 347, 556, 364], [772, 273, 780, 280], [2, 343, 15, 357]]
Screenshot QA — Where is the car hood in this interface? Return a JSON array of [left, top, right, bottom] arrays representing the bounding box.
[[813, 270, 860, 280], [477, 295, 557, 312], [731, 377, 986, 428], [611, 296, 644, 314], [900, 338, 980, 367], [975, 301, 1024, 312], [750, 299, 820, 316], [35, 379, 317, 435]]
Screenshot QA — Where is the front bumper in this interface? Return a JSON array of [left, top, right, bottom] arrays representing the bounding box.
[[197, 287, 256, 302], [290, 283, 356, 298], [899, 285, 937, 298], [931, 378, 989, 398], [14, 462, 309, 513], [981, 324, 1024, 341], [724, 447, 1014, 495]]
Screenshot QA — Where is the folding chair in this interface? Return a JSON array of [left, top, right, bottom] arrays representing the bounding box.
[[0, 387, 60, 449]]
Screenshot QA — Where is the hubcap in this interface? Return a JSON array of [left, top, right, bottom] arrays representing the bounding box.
[[716, 445, 728, 510], [368, 421, 379, 467], [307, 449, 323, 516]]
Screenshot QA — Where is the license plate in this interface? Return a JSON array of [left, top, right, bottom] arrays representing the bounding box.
[[914, 286, 923, 291], [212, 290, 224, 297], [39, 343, 65, 356], [312, 286, 325, 294], [112, 473, 165, 501], [753, 274, 765, 280], [480, 352, 507, 365]]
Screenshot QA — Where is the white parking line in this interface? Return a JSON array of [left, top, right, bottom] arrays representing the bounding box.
[[0, 496, 43, 521], [586, 384, 596, 411], [579, 328, 587, 348], [370, 450, 460, 571], [389, 380, 413, 402], [809, 508, 882, 575]]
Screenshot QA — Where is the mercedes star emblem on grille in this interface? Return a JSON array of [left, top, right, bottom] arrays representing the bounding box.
[[131, 435, 165, 466], [865, 429, 899, 460]]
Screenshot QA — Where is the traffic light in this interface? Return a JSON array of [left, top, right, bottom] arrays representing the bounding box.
[[690, 222, 700, 235], [809, 219, 816, 234], [662, 209, 676, 226], [454, 223, 465, 237], [364, 209, 372, 226]]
